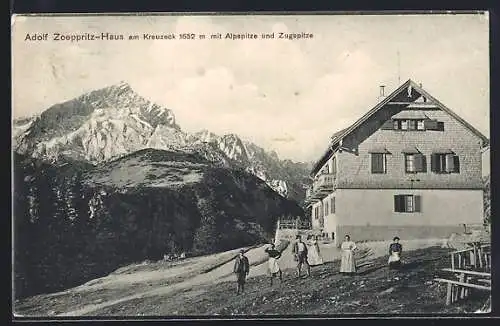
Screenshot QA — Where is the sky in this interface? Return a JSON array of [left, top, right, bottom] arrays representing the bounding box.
[[12, 13, 490, 168]]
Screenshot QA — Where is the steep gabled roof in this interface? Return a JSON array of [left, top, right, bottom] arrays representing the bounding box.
[[310, 79, 489, 176]]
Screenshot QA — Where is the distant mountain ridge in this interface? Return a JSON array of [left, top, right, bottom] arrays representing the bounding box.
[[13, 82, 311, 202]]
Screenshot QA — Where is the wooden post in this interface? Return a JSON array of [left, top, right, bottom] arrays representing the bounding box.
[[478, 247, 483, 269], [459, 273, 466, 299], [458, 253, 462, 269], [451, 253, 455, 270], [446, 282, 453, 305], [464, 276, 472, 298], [473, 245, 478, 269]]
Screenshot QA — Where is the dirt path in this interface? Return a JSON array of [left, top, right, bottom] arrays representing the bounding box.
[[15, 238, 447, 317]]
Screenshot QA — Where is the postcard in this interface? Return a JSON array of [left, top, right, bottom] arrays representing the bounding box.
[[11, 12, 491, 318]]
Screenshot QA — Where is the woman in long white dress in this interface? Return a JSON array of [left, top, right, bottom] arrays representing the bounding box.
[[307, 235, 324, 266], [340, 235, 357, 275]]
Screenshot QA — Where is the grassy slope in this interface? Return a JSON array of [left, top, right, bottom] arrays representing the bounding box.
[[90, 247, 488, 316], [15, 245, 490, 316]]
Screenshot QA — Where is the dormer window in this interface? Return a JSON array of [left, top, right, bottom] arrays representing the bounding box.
[[381, 110, 443, 132], [392, 119, 425, 131]]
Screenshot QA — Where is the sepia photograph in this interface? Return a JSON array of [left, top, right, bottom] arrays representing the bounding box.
[[11, 12, 491, 318]]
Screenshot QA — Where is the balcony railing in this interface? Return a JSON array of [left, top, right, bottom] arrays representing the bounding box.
[[313, 173, 335, 193], [305, 173, 336, 203]]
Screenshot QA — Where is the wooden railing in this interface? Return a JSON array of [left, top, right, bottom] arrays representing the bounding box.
[[450, 243, 491, 272], [277, 219, 311, 230], [435, 242, 491, 305], [435, 268, 491, 305]]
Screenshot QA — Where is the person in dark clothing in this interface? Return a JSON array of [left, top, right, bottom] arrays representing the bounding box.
[[388, 236, 403, 269], [265, 243, 282, 286], [233, 249, 250, 294], [292, 235, 311, 278]]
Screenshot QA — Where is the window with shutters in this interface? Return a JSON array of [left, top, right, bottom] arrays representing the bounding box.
[[394, 194, 422, 213], [371, 153, 386, 173], [331, 197, 335, 214], [324, 201, 329, 216], [431, 153, 459, 173], [404, 153, 426, 173]]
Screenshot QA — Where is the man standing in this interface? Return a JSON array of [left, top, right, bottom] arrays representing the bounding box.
[[233, 249, 250, 295], [292, 235, 311, 278]]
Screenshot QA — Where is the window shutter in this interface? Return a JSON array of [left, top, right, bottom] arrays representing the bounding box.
[[430, 154, 438, 172], [414, 154, 424, 172], [381, 120, 394, 130], [424, 119, 439, 130], [414, 195, 422, 212], [331, 197, 335, 214], [394, 195, 403, 212], [445, 154, 455, 173], [393, 120, 400, 130], [453, 155, 460, 173], [371, 153, 384, 173]]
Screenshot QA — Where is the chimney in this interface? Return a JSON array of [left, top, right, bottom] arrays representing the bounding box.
[[379, 85, 386, 99]]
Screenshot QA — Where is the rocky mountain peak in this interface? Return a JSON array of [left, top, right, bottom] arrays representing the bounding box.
[[13, 84, 311, 203]]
